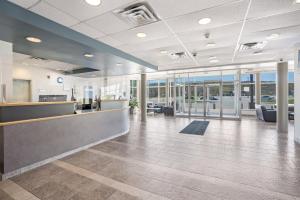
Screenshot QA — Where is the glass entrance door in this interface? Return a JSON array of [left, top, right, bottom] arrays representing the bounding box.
[[190, 84, 205, 116], [174, 71, 240, 119], [204, 83, 221, 117], [175, 75, 189, 116]]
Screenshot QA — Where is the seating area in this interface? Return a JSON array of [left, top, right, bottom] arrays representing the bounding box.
[[256, 104, 294, 122]]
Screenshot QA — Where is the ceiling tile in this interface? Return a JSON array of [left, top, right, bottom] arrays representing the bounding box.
[[97, 36, 124, 46], [109, 21, 173, 44], [8, 0, 39, 8], [86, 12, 132, 35], [165, 0, 249, 34], [244, 10, 300, 34], [116, 36, 180, 53], [30, 1, 79, 27], [148, 0, 236, 19], [242, 25, 300, 44], [178, 22, 242, 44], [248, 0, 300, 19], [45, 0, 136, 21], [71, 23, 105, 39]]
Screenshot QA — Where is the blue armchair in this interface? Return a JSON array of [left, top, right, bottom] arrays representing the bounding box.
[[256, 105, 276, 122]]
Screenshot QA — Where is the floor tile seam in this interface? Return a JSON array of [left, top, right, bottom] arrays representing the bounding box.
[[53, 160, 171, 200], [86, 148, 300, 200], [127, 131, 296, 147], [123, 133, 299, 153], [108, 141, 299, 173], [1, 180, 40, 200], [111, 139, 298, 161], [114, 138, 299, 159]]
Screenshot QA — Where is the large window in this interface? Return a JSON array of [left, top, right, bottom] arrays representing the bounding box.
[[147, 79, 167, 104], [261, 72, 276, 108], [241, 73, 255, 109], [289, 72, 294, 104], [130, 80, 137, 99]]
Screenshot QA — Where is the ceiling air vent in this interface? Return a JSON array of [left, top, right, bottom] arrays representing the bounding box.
[[169, 52, 186, 60], [239, 41, 267, 51], [64, 68, 99, 75], [30, 56, 48, 61], [113, 2, 160, 27]]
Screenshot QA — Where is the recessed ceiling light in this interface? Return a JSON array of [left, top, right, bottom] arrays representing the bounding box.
[[209, 56, 217, 60], [116, 63, 123, 66], [209, 59, 219, 63], [295, 0, 300, 4], [266, 33, 279, 40], [206, 42, 216, 47], [198, 18, 212, 25], [85, 0, 101, 6], [136, 32, 147, 38], [25, 36, 42, 43], [84, 53, 94, 58], [160, 50, 168, 54]]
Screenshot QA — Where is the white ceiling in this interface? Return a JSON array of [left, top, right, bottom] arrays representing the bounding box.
[[8, 0, 300, 71], [13, 52, 79, 71]]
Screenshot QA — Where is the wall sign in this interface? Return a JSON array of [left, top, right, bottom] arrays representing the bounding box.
[[57, 77, 64, 84]]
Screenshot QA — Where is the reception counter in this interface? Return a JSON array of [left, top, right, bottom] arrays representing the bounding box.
[[0, 102, 75, 122], [0, 102, 129, 180]]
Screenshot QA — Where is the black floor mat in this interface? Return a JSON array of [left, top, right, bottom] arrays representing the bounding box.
[[180, 120, 209, 135]]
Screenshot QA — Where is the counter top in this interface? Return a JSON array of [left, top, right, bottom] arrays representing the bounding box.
[[0, 101, 76, 107], [0, 108, 127, 127]]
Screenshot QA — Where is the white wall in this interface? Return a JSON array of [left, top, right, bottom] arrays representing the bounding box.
[[295, 48, 300, 143], [12, 65, 131, 102], [0, 40, 13, 101]]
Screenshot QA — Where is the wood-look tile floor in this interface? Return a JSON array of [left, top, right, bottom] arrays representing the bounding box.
[[1, 115, 300, 200]]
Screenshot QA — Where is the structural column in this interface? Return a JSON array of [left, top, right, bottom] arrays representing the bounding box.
[[140, 73, 147, 122], [294, 47, 300, 143], [276, 62, 288, 133], [255, 72, 261, 105], [0, 40, 13, 102]]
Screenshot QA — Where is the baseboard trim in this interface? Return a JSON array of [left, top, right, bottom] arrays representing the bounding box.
[[0, 130, 128, 181]]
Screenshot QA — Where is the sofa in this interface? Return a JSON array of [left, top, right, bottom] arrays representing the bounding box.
[[256, 105, 277, 122]]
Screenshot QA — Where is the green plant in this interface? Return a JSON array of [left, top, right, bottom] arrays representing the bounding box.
[[129, 99, 138, 108]]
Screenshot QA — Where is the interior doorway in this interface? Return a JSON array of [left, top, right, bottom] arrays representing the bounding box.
[[13, 79, 31, 102]]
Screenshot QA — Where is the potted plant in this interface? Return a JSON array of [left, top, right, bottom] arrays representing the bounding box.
[[129, 98, 138, 114]]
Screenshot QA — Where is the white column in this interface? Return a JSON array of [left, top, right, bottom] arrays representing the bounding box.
[[0, 40, 13, 102], [140, 73, 147, 122], [294, 47, 300, 143], [276, 62, 288, 133], [255, 72, 261, 105]]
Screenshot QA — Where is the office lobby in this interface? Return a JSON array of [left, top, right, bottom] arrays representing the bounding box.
[[0, 0, 300, 200]]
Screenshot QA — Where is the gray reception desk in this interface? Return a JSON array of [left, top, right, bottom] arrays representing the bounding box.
[[0, 101, 129, 180]]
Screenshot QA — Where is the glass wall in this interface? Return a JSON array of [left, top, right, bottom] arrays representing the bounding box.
[[173, 71, 239, 118], [241, 73, 255, 110], [130, 80, 137, 99], [147, 79, 167, 105], [144, 68, 294, 117], [222, 71, 240, 117], [175, 74, 189, 115], [261, 72, 276, 108], [288, 72, 294, 104]]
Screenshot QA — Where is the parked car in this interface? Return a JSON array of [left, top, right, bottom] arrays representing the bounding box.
[[261, 95, 275, 102]]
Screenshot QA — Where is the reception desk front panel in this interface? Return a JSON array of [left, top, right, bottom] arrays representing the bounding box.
[[0, 108, 129, 179]]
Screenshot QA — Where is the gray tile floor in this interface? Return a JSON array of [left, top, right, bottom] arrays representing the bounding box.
[[1, 115, 299, 200]]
